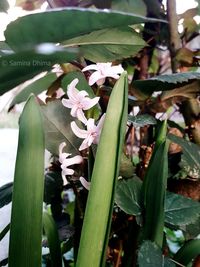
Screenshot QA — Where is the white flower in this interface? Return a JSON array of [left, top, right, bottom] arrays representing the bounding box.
[[70, 114, 106, 151], [82, 62, 124, 86], [79, 177, 91, 190], [59, 142, 83, 185], [62, 78, 100, 124]]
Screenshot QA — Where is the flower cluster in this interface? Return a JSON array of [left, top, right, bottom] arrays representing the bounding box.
[[59, 62, 123, 187]]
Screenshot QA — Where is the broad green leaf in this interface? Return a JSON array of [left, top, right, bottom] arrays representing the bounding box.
[[41, 100, 81, 155], [5, 8, 166, 51], [115, 177, 142, 216], [9, 95, 45, 267], [142, 121, 168, 247], [133, 71, 200, 95], [0, 41, 12, 55], [43, 211, 62, 267], [138, 241, 176, 267], [168, 134, 200, 175], [80, 43, 143, 62], [0, 46, 78, 96], [0, 182, 13, 208], [111, 0, 147, 16], [0, 0, 9, 12], [174, 239, 200, 266], [128, 114, 157, 127], [9, 72, 57, 109], [63, 27, 146, 62], [76, 72, 128, 267], [165, 192, 200, 227]]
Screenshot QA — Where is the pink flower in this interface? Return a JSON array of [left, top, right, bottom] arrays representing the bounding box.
[[59, 142, 83, 185], [62, 78, 100, 124], [79, 177, 91, 190], [82, 62, 124, 86], [71, 114, 106, 151]]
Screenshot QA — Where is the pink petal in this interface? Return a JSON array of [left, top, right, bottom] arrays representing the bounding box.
[[79, 139, 90, 151], [71, 121, 88, 139], [82, 96, 100, 110], [79, 176, 91, 190], [77, 90, 88, 99], [111, 65, 124, 74], [59, 142, 66, 154], [88, 71, 105, 86], [61, 173, 68, 185], [96, 77, 106, 86], [86, 118, 96, 132], [82, 64, 100, 72], [67, 78, 79, 100], [76, 109, 88, 124], [96, 113, 106, 132], [87, 135, 94, 147], [62, 155, 82, 167], [70, 105, 78, 117], [62, 98, 74, 109]]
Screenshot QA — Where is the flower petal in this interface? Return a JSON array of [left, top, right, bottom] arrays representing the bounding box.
[[67, 78, 79, 100], [88, 71, 105, 86], [82, 64, 100, 72], [82, 96, 100, 110], [110, 65, 124, 74], [79, 176, 91, 190], [79, 139, 90, 151], [71, 121, 88, 139], [86, 118, 95, 132], [61, 172, 68, 185], [76, 109, 88, 124], [70, 105, 78, 117], [62, 155, 82, 167], [59, 142, 66, 155], [62, 98, 74, 108], [77, 90, 89, 99]]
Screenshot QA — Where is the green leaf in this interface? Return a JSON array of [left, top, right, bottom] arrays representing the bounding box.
[[63, 27, 146, 62], [142, 121, 168, 247], [119, 153, 135, 178], [0, 46, 78, 96], [168, 134, 200, 175], [43, 211, 62, 267], [76, 72, 128, 267], [0, 182, 13, 208], [111, 0, 147, 16], [41, 100, 81, 155], [133, 71, 200, 95], [165, 192, 200, 227], [174, 239, 200, 266], [138, 241, 176, 267], [0, 0, 9, 12], [128, 114, 157, 127], [8, 95, 45, 267], [9, 72, 57, 109], [5, 8, 166, 51], [115, 177, 142, 216]]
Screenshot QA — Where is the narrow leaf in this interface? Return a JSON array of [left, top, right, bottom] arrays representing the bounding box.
[[142, 121, 169, 247], [174, 239, 200, 265], [8, 95, 45, 267], [43, 211, 62, 267], [76, 72, 128, 267]]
